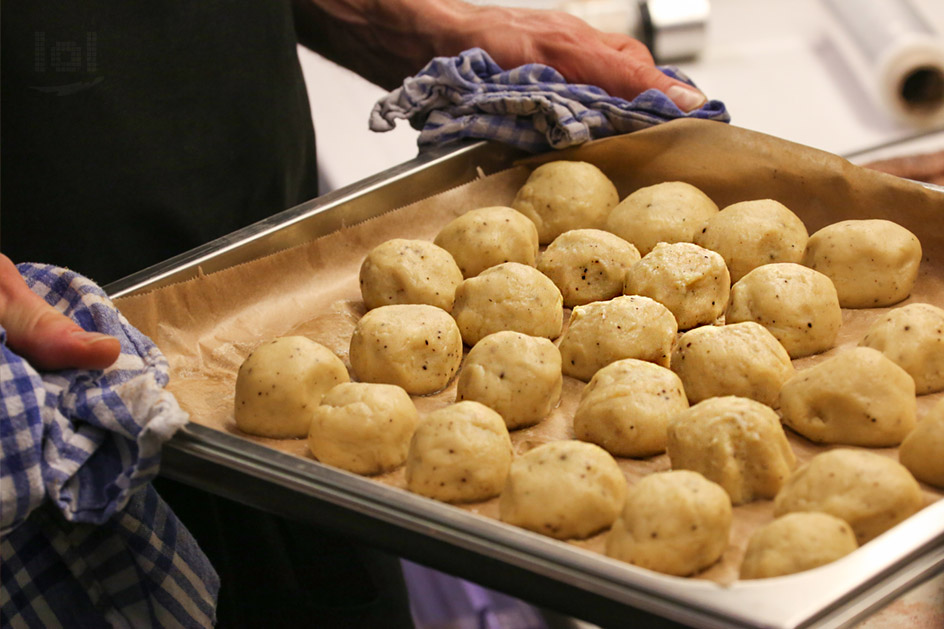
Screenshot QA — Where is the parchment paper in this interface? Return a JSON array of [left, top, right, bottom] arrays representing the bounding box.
[[116, 118, 944, 586]]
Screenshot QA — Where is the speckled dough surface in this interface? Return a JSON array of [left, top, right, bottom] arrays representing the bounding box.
[[667, 396, 796, 505], [499, 440, 627, 540], [739, 512, 858, 580], [559, 295, 677, 382], [773, 448, 924, 544], [573, 358, 688, 458], [779, 347, 916, 447], [605, 470, 732, 577], [456, 331, 562, 430], [434, 206, 540, 278], [538, 229, 640, 307], [234, 336, 350, 438], [451, 262, 563, 346], [605, 181, 720, 256], [802, 219, 921, 308], [670, 322, 795, 407], [406, 401, 513, 503], [511, 160, 619, 244], [349, 304, 463, 395], [359, 238, 464, 312], [308, 382, 418, 475], [726, 262, 842, 358], [694, 199, 808, 283], [859, 302, 944, 394], [624, 241, 730, 330]]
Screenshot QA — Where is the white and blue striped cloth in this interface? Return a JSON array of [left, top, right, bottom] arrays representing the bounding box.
[[370, 47, 730, 152], [0, 263, 218, 628]]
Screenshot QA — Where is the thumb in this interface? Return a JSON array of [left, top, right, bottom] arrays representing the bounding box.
[[0, 255, 121, 371], [624, 62, 707, 112]]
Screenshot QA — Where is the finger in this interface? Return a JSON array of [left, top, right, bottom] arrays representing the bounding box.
[[0, 255, 121, 371], [598, 33, 708, 110]]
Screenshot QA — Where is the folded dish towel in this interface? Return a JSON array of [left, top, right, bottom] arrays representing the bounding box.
[[0, 264, 218, 628], [370, 47, 730, 152]]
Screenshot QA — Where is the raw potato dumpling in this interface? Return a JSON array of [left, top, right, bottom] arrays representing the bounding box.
[[725, 263, 842, 358], [670, 322, 795, 407], [434, 206, 540, 278], [859, 302, 944, 394], [802, 219, 922, 308], [452, 262, 563, 346], [779, 347, 916, 447], [694, 199, 808, 283], [739, 512, 858, 580], [605, 181, 720, 256], [899, 397, 944, 488], [574, 358, 688, 457], [773, 448, 924, 544], [456, 331, 562, 430], [623, 241, 731, 330], [349, 304, 463, 395], [511, 160, 619, 244], [406, 401, 513, 503], [359, 238, 464, 312], [559, 295, 678, 382], [235, 336, 350, 438], [308, 382, 418, 475], [606, 470, 732, 577], [499, 441, 626, 540], [666, 396, 796, 505], [537, 229, 640, 307]]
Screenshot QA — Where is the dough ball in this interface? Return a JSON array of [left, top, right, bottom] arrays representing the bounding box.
[[406, 401, 513, 503], [773, 448, 924, 544], [739, 512, 858, 580], [605, 181, 720, 256], [666, 396, 796, 505], [456, 331, 562, 430], [725, 263, 842, 358], [499, 441, 627, 540], [779, 347, 916, 447], [511, 160, 619, 244], [235, 336, 350, 438], [452, 262, 563, 346], [802, 219, 921, 308], [623, 241, 731, 330], [859, 302, 944, 394], [308, 382, 418, 475], [900, 397, 944, 488], [574, 358, 688, 458], [559, 295, 678, 382], [694, 199, 808, 283], [537, 229, 640, 307], [670, 322, 795, 407], [605, 470, 732, 577], [359, 238, 464, 312], [434, 206, 540, 278], [349, 304, 463, 395]]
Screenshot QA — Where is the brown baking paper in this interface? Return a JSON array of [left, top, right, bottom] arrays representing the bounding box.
[[116, 119, 944, 586]]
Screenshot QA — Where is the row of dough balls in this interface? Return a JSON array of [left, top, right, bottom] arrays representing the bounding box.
[[231, 335, 935, 583]]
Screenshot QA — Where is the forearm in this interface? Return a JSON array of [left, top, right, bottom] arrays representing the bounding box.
[[292, 0, 707, 109], [292, 0, 481, 89]]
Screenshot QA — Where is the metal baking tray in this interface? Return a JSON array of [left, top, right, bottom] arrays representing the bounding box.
[[106, 140, 944, 629]]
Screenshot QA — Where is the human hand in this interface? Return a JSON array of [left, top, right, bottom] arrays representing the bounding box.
[[296, 0, 707, 111], [445, 4, 708, 111], [0, 254, 121, 370]]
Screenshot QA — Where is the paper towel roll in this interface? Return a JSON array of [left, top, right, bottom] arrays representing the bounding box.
[[823, 0, 944, 127]]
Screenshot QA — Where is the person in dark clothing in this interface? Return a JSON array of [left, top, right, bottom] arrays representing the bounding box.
[[1, 1, 706, 626]]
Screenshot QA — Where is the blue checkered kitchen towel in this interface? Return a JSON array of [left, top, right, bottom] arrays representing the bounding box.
[[370, 47, 730, 152], [1, 264, 218, 628]]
